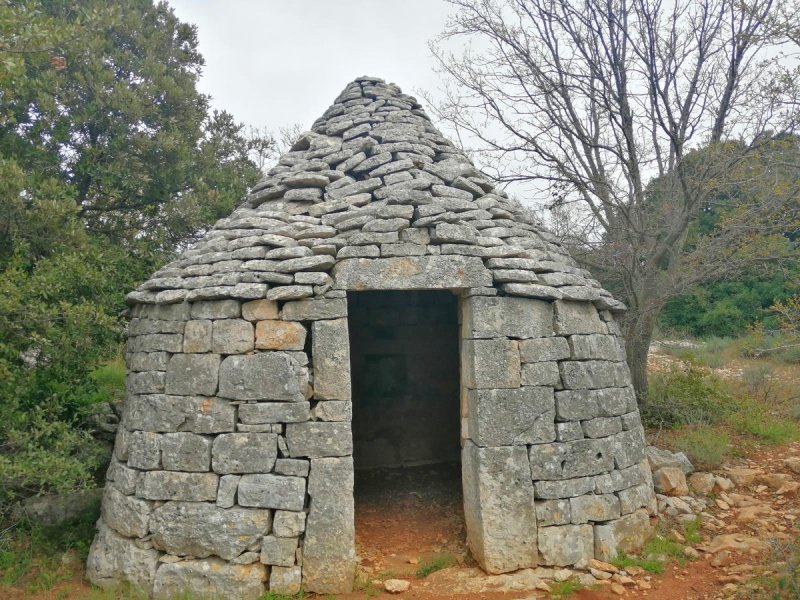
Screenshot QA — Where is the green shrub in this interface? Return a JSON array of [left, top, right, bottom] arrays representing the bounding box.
[[672, 426, 731, 469], [727, 404, 800, 444], [415, 554, 454, 578]]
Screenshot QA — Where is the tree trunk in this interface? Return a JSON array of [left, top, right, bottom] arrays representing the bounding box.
[[621, 310, 658, 404]]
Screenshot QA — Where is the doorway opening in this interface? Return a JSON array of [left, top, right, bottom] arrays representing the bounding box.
[[347, 290, 466, 575]]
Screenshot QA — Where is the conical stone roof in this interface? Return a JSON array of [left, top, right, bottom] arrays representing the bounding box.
[[127, 76, 624, 312]]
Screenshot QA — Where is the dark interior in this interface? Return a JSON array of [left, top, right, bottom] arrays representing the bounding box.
[[347, 290, 460, 470]]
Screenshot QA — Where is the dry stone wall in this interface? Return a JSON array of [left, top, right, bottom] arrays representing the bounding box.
[[88, 76, 654, 599]]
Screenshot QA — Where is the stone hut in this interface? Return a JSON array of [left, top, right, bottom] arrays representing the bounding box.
[[87, 76, 656, 599]]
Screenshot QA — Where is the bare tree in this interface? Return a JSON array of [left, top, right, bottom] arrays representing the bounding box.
[[430, 0, 800, 398]]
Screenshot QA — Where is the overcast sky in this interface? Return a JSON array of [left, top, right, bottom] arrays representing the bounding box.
[[167, 1, 454, 134]]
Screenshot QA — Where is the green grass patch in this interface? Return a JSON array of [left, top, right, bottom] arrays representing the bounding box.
[[683, 517, 702, 545], [611, 551, 664, 575], [259, 592, 307, 600], [672, 426, 732, 469], [548, 577, 584, 598], [642, 533, 689, 564], [415, 554, 454, 578], [726, 405, 800, 444]]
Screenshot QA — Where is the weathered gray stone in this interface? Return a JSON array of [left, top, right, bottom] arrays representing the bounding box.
[[267, 285, 314, 301], [260, 535, 298, 566], [559, 361, 630, 390], [461, 339, 520, 389], [152, 559, 266, 600], [521, 361, 561, 387], [593, 509, 652, 561], [555, 421, 584, 442], [127, 431, 161, 470], [312, 318, 351, 400], [554, 301, 607, 335], [645, 446, 694, 475], [183, 320, 212, 353], [431, 223, 478, 243], [303, 457, 356, 593], [462, 296, 553, 339], [216, 474, 240, 508], [137, 471, 219, 501], [333, 255, 491, 290], [111, 463, 142, 495], [160, 432, 212, 472], [501, 283, 563, 300], [273, 511, 307, 537], [462, 442, 538, 573], [518, 337, 570, 362], [127, 371, 166, 395], [270, 566, 302, 595], [554, 387, 632, 421], [238, 474, 306, 511], [609, 429, 646, 469], [467, 387, 555, 446], [128, 351, 170, 372], [569, 334, 626, 361], [123, 395, 235, 433], [285, 422, 352, 458], [165, 354, 220, 396], [282, 298, 347, 320], [274, 458, 310, 477], [255, 320, 307, 350], [538, 524, 593, 567], [218, 353, 307, 401], [239, 402, 311, 424], [128, 333, 183, 353], [617, 483, 656, 514], [242, 299, 279, 321], [212, 433, 278, 474], [569, 493, 621, 523], [191, 299, 241, 319], [101, 486, 152, 538], [529, 439, 613, 480], [311, 400, 352, 422], [150, 502, 272, 560], [212, 319, 254, 354], [582, 416, 623, 439], [535, 499, 571, 526], [86, 521, 159, 590]]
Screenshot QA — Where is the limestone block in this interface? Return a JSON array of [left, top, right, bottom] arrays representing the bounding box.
[[101, 486, 152, 538], [621, 410, 643, 430], [653, 467, 689, 496], [255, 320, 307, 350], [312, 319, 351, 400], [212, 433, 278, 474], [150, 502, 272, 560], [152, 559, 266, 600], [559, 361, 630, 390], [183, 320, 212, 353], [554, 301, 607, 335], [239, 402, 311, 424], [123, 395, 235, 433], [190, 299, 241, 319], [521, 361, 561, 387], [556, 421, 584, 442], [461, 339, 520, 389], [128, 351, 169, 372], [617, 483, 656, 514], [311, 400, 352, 422], [538, 524, 594, 567], [529, 440, 614, 480], [165, 354, 220, 396], [431, 222, 478, 243], [274, 458, 310, 477], [111, 463, 142, 495], [570, 493, 621, 524], [285, 422, 353, 458], [86, 521, 159, 590], [645, 446, 694, 475], [238, 474, 307, 511], [462, 442, 538, 574], [593, 509, 652, 562], [128, 431, 161, 470], [303, 457, 356, 593], [581, 417, 623, 439], [134, 302, 190, 321], [273, 511, 307, 537], [467, 387, 555, 446], [332, 255, 491, 290], [461, 296, 553, 339], [688, 472, 715, 495], [270, 566, 302, 595], [216, 474, 240, 508], [160, 432, 211, 472], [555, 388, 631, 421], [608, 429, 646, 469], [594, 463, 649, 494], [282, 298, 347, 321], [127, 371, 165, 395], [137, 471, 219, 501], [128, 333, 183, 353], [218, 353, 307, 401], [212, 319, 254, 354], [569, 334, 626, 361], [260, 535, 298, 566], [535, 499, 571, 526], [242, 299, 279, 321], [518, 337, 570, 362]]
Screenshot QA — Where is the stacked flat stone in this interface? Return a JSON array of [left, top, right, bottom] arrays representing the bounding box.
[[88, 76, 654, 599]]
